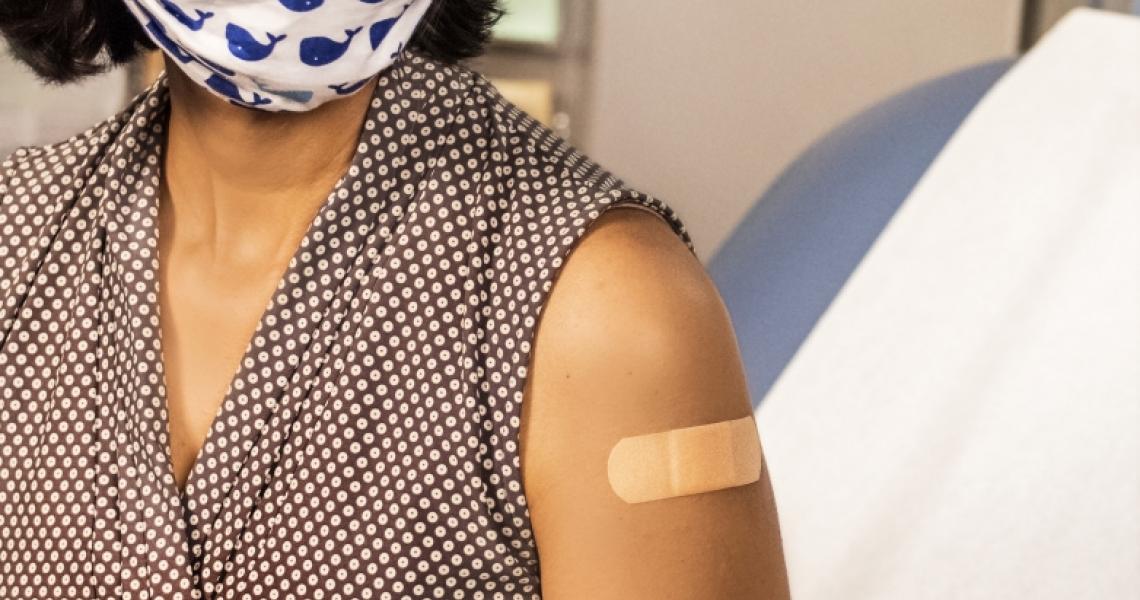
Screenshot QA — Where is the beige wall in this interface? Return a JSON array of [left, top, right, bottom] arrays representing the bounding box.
[[585, 1, 1023, 260]]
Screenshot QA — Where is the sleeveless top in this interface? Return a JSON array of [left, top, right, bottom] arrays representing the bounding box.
[[0, 48, 694, 599]]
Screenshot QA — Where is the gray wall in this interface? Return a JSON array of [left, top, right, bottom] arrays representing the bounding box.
[[1, 42, 129, 158], [584, 1, 1023, 260]]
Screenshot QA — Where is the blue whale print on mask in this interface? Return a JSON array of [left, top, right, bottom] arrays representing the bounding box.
[[329, 77, 371, 95], [127, 0, 429, 110], [133, 1, 235, 74], [132, 0, 193, 61], [369, 3, 411, 50], [207, 74, 272, 107], [143, 16, 195, 63], [226, 23, 287, 61], [369, 16, 399, 50], [279, 0, 324, 11], [300, 27, 362, 66], [159, 0, 213, 30]]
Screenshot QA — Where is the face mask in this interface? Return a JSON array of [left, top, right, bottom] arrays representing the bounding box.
[[122, 0, 434, 111]]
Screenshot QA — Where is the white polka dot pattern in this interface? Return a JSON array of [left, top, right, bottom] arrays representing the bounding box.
[[0, 48, 694, 599]]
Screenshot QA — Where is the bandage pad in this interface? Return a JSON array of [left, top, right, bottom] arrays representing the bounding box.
[[607, 415, 763, 504]]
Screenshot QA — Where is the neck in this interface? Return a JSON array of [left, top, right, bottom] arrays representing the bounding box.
[[159, 56, 377, 265]]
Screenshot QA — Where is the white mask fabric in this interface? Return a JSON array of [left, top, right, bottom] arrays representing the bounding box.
[[122, 0, 434, 111]]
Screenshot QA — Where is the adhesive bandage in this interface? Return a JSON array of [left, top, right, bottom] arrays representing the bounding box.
[[607, 415, 763, 504]]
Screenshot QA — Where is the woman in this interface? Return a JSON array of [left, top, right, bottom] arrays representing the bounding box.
[[0, 0, 788, 597]]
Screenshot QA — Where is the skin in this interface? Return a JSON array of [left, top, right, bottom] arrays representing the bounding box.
[[521, 207, 789, 598], [158, 55, 379, 491], [158, 50, 789, 595]]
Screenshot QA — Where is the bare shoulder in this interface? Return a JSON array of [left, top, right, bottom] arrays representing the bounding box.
[[521, 206, 789, 598], [525, 204, 745, 436]]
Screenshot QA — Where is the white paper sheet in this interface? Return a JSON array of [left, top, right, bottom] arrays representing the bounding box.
[[757, 8, 1140, 599]]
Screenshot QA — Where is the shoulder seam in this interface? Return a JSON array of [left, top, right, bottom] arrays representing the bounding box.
[[595, 188, 698, 258]]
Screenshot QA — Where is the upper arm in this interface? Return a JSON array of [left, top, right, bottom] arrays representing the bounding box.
[[520, 206, 790, 599]]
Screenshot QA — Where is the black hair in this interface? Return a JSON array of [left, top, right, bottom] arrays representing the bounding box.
[[0, 0, 505, 84]]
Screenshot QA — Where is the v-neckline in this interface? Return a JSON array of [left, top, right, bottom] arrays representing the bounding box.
[[93, 46, 463, 595], [150, 92, 371, 506], [133, 49, 427, 506]]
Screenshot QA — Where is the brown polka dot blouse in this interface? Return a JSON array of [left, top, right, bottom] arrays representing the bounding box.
[[0, 48, 695, 599]]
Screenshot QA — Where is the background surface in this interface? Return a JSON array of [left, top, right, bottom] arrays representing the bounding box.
[[2, 0, 1026, 260]]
